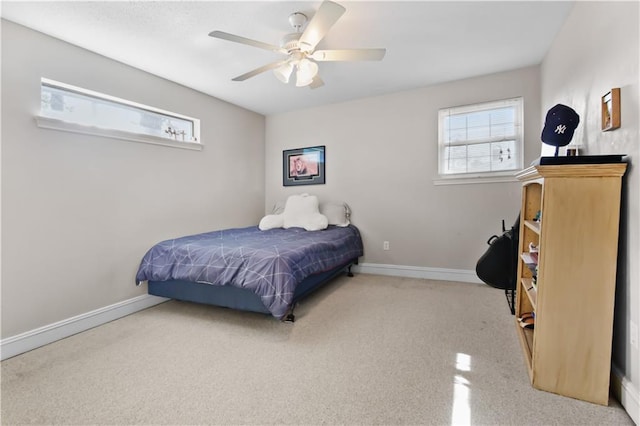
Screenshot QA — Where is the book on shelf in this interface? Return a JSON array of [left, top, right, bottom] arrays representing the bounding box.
[[521, 252, 538, 265]]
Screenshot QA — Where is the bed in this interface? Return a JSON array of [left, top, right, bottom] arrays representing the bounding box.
[[135, 221, 363, 321]]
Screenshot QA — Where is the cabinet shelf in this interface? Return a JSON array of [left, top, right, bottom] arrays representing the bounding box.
[[514, 163, 626, 406], [515, 322, 534, 380], [521, 278, 537, 308], [524, 220, 541, 234]]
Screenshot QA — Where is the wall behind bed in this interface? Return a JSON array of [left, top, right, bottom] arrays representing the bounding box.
[[265, 66, 540, 279], [1, 20, 265, 339]]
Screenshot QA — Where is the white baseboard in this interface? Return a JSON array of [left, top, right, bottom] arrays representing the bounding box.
[[0, 294, 168, 361], [612, 365, 640, 425], [352, 262, 483, 284]]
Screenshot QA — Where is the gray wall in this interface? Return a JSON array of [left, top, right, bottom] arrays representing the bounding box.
[[539, 1, 639, 418], [1, 20, 266, 338], [266, 66, 541, 270]]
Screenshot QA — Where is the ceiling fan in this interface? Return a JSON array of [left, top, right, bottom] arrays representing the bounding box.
[[208, 0, 386, 89]]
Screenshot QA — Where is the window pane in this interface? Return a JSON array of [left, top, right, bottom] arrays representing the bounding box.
[[466, 111, 490, 130], [490, 122, 515, 139], [490, 107, 514, 124], [444, 146, 467, 174], [467, 123, 491, 141], [448, 128, 467, 142], [467, 143, 491, 172], [447, 115, 467, 131], [445, 145, 467, 159], [40, 80, 199, 143]]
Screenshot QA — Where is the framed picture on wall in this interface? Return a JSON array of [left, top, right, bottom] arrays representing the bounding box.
[[283, 145, 325, 186], [601, 88, 621, 131]]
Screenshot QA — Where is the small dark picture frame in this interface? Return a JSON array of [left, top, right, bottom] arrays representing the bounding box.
[[601, 88, 621, 131], [283, 145, 325, 186]]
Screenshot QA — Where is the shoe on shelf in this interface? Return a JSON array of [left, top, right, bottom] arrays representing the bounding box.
[[519, 316, 535, 329]]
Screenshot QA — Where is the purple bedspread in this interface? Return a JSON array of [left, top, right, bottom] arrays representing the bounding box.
[[135, 225, 363, 318]]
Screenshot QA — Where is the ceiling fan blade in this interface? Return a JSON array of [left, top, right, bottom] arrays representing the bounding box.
[[309, 76, 324, 89], [312, 49, 386, 62], [209, 30, 287, 55], [298, 0, 346, 52], [232, 61, 288, 82]]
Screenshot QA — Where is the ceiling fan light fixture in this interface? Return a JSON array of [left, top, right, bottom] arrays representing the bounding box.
[[273, 62, 294, 83], [299, 40, 314, 53], [295, 58, 319, 87]]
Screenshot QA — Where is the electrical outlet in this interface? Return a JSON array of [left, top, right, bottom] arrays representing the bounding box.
[[383, 241, 390, 251], [631, 320, 639, 349]]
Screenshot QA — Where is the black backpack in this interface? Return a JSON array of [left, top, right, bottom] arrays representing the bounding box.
[[476, 216, 520, 290]]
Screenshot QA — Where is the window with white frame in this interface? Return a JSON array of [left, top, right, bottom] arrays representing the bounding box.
[[438, 97, 523, 178], [38, 78, 201, 149]]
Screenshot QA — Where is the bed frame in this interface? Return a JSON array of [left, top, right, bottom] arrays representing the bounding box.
[[148, 258, 358, 322]]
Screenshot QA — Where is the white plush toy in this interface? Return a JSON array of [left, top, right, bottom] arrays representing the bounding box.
[[259, 194, 328, 231], [258, 213, 284, 230]]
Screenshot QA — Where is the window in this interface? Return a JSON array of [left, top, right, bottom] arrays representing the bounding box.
[[438, 97, 523, 180], [38, 78, 201, 149]]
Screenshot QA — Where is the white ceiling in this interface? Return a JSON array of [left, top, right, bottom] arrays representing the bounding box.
[[1, 1, 574, 116]]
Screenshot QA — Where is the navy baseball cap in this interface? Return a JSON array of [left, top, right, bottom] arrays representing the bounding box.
[[541, 104, 580, 147]]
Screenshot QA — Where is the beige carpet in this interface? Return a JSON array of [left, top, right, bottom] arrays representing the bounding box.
[[1, 274, 633, 425]]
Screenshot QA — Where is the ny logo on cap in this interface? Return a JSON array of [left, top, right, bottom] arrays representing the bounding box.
[[555, 124, 567, 134]]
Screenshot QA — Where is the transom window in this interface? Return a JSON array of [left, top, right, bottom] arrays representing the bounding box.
[[38, 78, 201, 149], [438, 97, 523, 178]]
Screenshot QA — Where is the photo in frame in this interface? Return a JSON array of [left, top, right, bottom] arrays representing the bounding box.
[[283, 145, 325, 186], [601, 88, 621, 131]]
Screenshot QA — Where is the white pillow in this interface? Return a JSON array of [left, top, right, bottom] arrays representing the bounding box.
[[283, 194, 328, 231], [258, 214, 284, 231], [320, 202, 351, 227]]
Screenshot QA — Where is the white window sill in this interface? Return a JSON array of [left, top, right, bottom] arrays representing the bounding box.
[[35, 116, 203, 151], [433, 173, 519, 185]]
